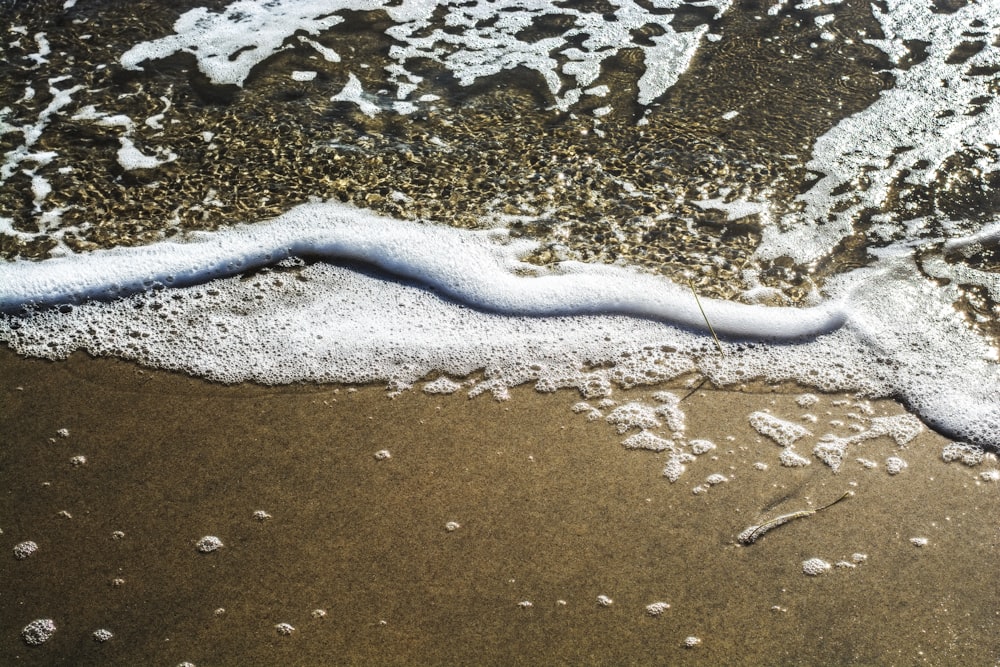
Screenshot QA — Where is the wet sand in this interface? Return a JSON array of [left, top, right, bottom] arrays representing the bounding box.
[[1, 346, 998, 666]]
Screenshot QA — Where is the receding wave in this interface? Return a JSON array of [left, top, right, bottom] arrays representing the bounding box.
[[1, 202, 998, 449]]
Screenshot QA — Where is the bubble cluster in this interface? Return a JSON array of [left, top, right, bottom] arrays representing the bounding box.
[[622, 431, 673, 453], [21, 619, 56, 646], [942, 443, 986, 466], [195, 536, 223, 553], [885, 457, 907, 476], [13, 540, 37, 560], [802, 558, 832, 576], [749, 412, 812, 447], [645, 602, 670, 617], [779, 447, 811, 468]]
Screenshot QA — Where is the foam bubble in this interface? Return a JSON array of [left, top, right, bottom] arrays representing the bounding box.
[[275, 622, 295, 636], [796, 394, 819, 408], [646, 601, 670, 616], [802, 558, 832, 576], [13, 540, 37, 560], [690, 439, 716, 455], [779, 447, 811, 468], [21, 619, 56, 646], [885, 457, 907, 476], [596, 595, 613, 607], [195, 536, 223, 553], [92, 629, 113, 642]]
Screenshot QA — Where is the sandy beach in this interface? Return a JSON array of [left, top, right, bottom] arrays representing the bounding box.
[[1, 345, 998, 666]]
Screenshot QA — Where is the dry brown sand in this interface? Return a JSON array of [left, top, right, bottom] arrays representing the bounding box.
[[2, 346, 999, 666]]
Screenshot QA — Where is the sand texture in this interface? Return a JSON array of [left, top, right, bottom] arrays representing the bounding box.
[[2, 347, 999, 666]]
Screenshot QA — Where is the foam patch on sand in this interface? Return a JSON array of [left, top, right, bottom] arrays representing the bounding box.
[[2, 202, 999, 449]]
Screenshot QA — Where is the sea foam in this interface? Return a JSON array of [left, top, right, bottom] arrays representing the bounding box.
[[120, 0, 729, 111], [1, 202, 998, 449]]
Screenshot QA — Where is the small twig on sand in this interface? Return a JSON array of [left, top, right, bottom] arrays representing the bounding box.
[[738, 491, 854, 545]]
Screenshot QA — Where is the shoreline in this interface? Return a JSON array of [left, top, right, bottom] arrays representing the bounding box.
[[2, 346, 998, 666]]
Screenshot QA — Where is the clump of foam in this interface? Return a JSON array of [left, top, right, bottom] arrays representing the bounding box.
[[646, 601, 670, 616], [942, 443, 985, 466], [423, 377, 462, 395], [195, 536, 223, 553], [622, 431, 673, 452], [651, 391, 685, 432], [13, 540, 37, 560], [606, 403, 661, 434], [796, 394, 819, 408], [779, 447, 811, 468], [802, 558, 832, 576], [812, 413, 923, 472], [21, 619, 56, 646], [885, 457, 907, 476], [690, 439, 716, 455], [572, 402, 603, 421], [663, 452, 696, 483], [749, 412, 811, 447]]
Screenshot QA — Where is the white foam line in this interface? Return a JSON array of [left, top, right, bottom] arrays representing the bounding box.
[[943, 220, 1000, 253], [0, 201, 845, 340]]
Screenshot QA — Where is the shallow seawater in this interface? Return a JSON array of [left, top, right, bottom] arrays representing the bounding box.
[[1, 0, 891, 300]]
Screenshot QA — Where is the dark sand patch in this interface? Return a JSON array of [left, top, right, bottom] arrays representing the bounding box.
[[1, 347, 998, 666]]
